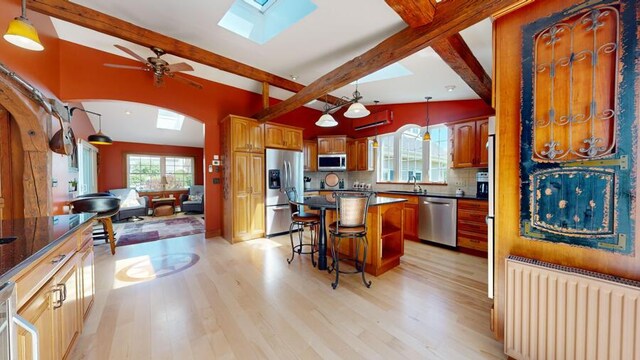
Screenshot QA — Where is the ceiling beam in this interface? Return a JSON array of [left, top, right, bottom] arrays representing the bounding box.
[[384, 0, 437, 27], [431, 33, 492, 104], [254, 0, 518, 122], [25, 0, 344, 106]]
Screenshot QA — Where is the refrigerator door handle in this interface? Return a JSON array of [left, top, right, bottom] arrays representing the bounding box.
[[281, 161, 287, 192]]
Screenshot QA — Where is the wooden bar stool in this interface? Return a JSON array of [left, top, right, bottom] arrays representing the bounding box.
[[285, 187, 320, 266], [328, 192, 372, 289], [70, 193, 121, 255]]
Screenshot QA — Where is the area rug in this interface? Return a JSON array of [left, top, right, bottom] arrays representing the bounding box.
[[117, 217, 204, 247]]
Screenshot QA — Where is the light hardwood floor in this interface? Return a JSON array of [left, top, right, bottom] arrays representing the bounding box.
[[70, 233, 505, 359]]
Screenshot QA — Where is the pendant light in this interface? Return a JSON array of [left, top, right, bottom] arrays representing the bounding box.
[[70, 107, 113, 145], [316, 95, 338, 127], [3, 0, 44, 51], [343, 80, 370, 119], [423, 96, 432, 142]]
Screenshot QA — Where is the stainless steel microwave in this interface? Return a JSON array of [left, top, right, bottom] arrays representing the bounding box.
[[318, 154, 346, 171]]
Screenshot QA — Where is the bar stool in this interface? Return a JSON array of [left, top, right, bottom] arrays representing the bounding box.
[[285, 187, 320, 267], [69, 193, 121, 255], [328, 192, 372, 289]]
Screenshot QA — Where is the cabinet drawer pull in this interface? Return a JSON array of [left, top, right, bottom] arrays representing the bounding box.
[[52, 287, 63, 309], [59, 283, 67, 302], [51, 254, 66, 264]]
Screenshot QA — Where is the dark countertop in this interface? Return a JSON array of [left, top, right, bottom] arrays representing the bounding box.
[[297, 195, 406, 209], [304, 188, 488, 201], [0, 213, 96, 284]]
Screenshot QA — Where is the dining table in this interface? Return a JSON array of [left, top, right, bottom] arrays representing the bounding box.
[[292, 192, 406, 273]]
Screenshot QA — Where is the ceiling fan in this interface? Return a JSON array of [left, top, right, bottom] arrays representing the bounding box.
[[104, 45, 203, 89]]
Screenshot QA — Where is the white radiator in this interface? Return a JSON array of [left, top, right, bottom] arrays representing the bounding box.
[[505, 256, 640, 360]]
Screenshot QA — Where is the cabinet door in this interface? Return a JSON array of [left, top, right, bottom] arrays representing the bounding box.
[[54, 257, 80, 360], [317, 137, 331, 154], [303, 141, 317, 172], [285, 128, 303, 151], [452, 121, 476, 168], [404, 204, 419, 240], [356, 139, 371, 171], [231, 118, 250, 152], [18, 279, 55, 360], [79, 243, 94, 320], [249, 153, 265, 238], [264, 123, 285, 149], [333, 137, 346, 153], [233, 153, 251, 239], [346, 140, 357, 171], [249, 121, 264, 152], [476, 119, 489, 167]]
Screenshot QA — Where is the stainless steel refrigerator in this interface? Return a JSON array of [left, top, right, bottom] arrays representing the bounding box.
[[265, 148, 303, 236]]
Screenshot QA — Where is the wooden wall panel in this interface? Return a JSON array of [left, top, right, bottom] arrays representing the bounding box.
[[493, 0, 639, 340]]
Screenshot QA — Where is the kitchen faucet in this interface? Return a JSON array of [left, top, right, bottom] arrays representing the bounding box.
[[408, 175, 421, 192]]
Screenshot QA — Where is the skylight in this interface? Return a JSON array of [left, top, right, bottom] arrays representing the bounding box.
[[355, 63, 413, 84], [156, 109, 185, 131], [219, 0, 317, 44]]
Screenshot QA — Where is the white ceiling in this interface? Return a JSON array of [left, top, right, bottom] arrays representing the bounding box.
[[81, 101, 204, 147], [51, 1, 493, 145]]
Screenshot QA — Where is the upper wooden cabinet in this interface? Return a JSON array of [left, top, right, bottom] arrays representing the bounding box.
[[317, 136, 347, 154], [303, 140, 318, 172], [346, 140, 357, 171], [226, 115, 263, 153], [264, 123, 303, 151], [450, 117, 489, 168], [356, 138, 374, 171]]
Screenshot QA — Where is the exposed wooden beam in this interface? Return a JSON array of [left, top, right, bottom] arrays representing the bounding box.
[[262, 82, 270, 110], [431, 33, 492, 104], [26, 0, 344, 106], [254, 0, 518, 122], [384, 0, 437, 27]]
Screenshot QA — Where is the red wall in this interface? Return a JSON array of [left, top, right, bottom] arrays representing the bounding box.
[[96, 141, 204, 191]]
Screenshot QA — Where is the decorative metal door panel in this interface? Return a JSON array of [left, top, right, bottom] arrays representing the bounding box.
[[520, 0, 638, 254]]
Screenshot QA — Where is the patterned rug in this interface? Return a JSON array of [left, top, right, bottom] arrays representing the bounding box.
[[117, 217, 204, 247]]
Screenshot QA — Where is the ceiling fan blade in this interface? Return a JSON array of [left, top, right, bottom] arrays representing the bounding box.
[[170, 74, 203, 90], [104, 63, 148, 71], [114, 44, 148, 63], [165, 62, 194, 73]]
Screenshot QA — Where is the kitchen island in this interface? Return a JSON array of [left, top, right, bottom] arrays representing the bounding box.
[[300, 194, 406, 276]]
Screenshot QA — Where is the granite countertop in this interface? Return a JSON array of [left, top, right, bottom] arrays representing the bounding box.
[[299, 195, 406, 209], [0, 213, 96, 284], [304, 188, 488, 201]]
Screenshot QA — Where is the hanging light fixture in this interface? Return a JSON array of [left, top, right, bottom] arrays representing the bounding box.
[[423, 96, 432, 142], [3, 0, 44, 51], [70, 107, 113, 145], [315, 95, 338, 127], [343, 80, 370, 118], [372, 100, 380, 148]]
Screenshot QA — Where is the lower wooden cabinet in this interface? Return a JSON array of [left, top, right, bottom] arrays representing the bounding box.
[[457, 199, 488, 256], [377, 193, 419, 241], [15, 223, 95, 360]]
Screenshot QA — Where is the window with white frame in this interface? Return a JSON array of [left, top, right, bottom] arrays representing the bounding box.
[[376, 124, 448, 183], [126, 154, 195, 191]]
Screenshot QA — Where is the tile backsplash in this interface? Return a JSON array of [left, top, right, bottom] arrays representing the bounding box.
[[304, 167, 483, 196]]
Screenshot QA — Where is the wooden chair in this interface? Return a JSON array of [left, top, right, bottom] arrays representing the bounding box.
[[328, 192, 372, 289]]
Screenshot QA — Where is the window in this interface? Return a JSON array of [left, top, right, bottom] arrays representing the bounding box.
[[376, 124, 448, 183], [126, 154, 194, 191]]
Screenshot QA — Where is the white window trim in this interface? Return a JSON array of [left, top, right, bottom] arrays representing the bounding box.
[[126, 154, 195, 191], [376, 124, 448, 184]]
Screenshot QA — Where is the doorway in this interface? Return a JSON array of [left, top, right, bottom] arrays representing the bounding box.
[[78, 139, 98, 195]]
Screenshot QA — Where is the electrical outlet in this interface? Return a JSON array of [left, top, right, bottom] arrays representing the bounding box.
[[454, 180, 466, 186]]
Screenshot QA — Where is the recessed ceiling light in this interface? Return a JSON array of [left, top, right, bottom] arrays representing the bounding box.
[[290, 75, 298, 81], [445, 85, 456, 92], [125, 110, 131, 115]]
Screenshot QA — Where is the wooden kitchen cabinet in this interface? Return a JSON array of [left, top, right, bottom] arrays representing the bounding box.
[[54, 255, 80, 360], [228, 115, 263, 153], [346, 139, 357, 171], [17, 278, 56, 360], [79, 240, 95, 320], [457, 199, 488, 256], [356, 138, 374, 171], [264, 123, 303, 151], [303, 140, 317, 172], [317, 136, 347, 154], [450, 117, 489, 168], [229, 152, 265, 242], [377, 193, 419, 241]]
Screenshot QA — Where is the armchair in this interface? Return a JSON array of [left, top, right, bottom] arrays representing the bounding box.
[[180, 185, 204, 213], [108, 188, 149, 221]]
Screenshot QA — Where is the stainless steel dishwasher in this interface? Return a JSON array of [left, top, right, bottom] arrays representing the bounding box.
[[418, 197, 457, 247]]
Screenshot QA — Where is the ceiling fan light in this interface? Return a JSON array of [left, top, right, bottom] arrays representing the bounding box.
[[3, 16, 44, 51], [344, 102, 370, 118], [315, 113, 338, 127], [88, 131, 113, 145]]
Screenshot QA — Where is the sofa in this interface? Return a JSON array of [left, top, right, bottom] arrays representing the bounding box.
[[180, 185, 204, 213], [108, 188, 149, 221]]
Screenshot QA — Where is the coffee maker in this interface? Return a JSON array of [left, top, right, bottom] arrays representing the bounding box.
[[476, 172, 489, 198]]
